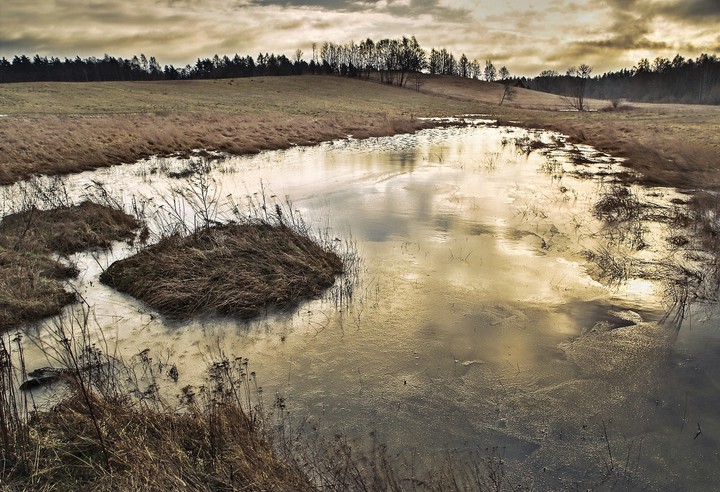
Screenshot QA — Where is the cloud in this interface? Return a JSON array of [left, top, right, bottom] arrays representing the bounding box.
[[246, 0, 470, 22], [247, 0, 381, 10], [1, 0, 717, 76], [656, 0, 720, 22]]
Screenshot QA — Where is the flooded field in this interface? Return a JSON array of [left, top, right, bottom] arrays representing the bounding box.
[[4, 122, 720, 489]]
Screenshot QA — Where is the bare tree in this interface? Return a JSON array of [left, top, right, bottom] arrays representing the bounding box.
[[412, 71, 426, 92], [499, 83, 517, 105], [564, 63, 593, 110]]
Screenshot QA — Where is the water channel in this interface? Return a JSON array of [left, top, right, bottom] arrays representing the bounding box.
[[5, 121, 720, 489]]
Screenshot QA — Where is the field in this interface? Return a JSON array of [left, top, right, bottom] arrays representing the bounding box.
[[1, 75, 717, 190]]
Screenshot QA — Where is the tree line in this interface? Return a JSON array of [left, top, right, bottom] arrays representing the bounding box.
[[0, 52, 308, 83], [0, 37, 509, 88], [528, 54, 720, 105], [1, 38, 718, 104]]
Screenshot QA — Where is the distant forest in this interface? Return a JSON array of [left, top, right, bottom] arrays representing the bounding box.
[[1, 36, 718, 104]]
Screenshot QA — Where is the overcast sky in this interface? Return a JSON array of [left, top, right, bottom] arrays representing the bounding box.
[[1, 0, 718, 76]]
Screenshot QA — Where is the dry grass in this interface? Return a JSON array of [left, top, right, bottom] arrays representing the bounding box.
[[0, 76, 484, 185], [2, 76, 717, 191], [13, 388, 313, 491], [0, 249, 77, 331], [414, 75, 720, 190], [0, 202, 139, 331], [1, 311, 314, 491], [0, 113, 443, 185], [0, 201, 138, 255], [100, 223, 344, 320]]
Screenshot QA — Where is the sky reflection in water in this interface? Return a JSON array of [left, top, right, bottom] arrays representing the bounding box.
[[7, 123, 720, 489]]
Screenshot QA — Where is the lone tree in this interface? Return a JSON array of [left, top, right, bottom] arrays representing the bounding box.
[[499, 82, 517, 105], [565, 63, 593, 110]]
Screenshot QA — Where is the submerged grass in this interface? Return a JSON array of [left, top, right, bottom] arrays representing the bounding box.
[[100, 223, 344, 320], [0, 201, 139, 331]]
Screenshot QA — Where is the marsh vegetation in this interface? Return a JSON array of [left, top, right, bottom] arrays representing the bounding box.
[[0, 183, 139, 331]]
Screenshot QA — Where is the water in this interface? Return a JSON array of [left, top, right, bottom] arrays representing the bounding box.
[[5, 122, 719, 489]]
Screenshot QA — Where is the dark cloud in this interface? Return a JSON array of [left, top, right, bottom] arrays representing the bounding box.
[[656, 0, 720, 22], [248, 0, 469, 22], [386, 0, 471, 23], [598, 0, 720, 24]]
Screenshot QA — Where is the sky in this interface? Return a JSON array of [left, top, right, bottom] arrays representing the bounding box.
[[1, 0, 718, 76]]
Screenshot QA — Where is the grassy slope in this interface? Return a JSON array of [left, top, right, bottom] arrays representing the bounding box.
[[0, 76, 470, 116], [0, 74, 717, 188]]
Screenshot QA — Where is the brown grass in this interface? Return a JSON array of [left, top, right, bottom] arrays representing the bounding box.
[[1, 314, 314, 492], [0, 76, 484, 185], [2, 75, 717, 191], [416, 75, 720, 190], [0, 201, 139, 255], [100, 223, 344, 320], [0, 113, 442, 185], [0, 248, 77, 331], [13, 389, 313, 491], [0, 202, 139, 331]]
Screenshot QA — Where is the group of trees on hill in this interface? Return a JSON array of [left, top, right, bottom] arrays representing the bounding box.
[[0, 36, 509, 89], [529, 54, 720, 104], [0, 52, 307, 83], [1, 37, 718, 104]]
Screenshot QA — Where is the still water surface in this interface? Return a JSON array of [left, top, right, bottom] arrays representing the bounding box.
[[7, 123, 720, 489]]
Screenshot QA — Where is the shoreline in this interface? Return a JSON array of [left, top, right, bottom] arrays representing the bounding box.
[[0, 113, 440, 186], [1, 76, 718, 192]]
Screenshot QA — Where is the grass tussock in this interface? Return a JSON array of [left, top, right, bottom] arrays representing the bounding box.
[[0, 201, 139, 255], [592, 185, 644, 223], [0, 201, 139, 331], [0, 249, 77, 330], [100, 223, 343, 320]]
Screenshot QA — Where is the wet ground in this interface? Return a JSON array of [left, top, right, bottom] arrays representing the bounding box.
[[4, 122, 720, 489]]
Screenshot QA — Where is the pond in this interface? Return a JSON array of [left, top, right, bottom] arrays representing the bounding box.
[[5, 121, 720, 489]]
